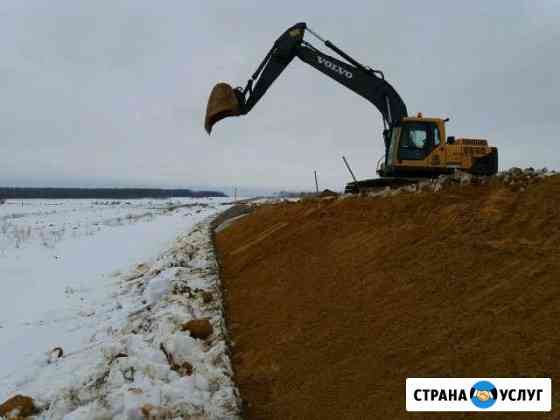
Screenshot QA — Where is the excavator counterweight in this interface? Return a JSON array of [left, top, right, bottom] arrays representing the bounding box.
[[205, 83, 241, 134]]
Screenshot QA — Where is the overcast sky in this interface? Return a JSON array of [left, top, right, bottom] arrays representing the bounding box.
[[1, 1, 558, 193]]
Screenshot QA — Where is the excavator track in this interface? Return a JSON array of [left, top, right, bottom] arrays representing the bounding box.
[[344, 177, 428, 194]]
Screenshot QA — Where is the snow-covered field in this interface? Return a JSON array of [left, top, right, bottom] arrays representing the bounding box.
[[0, 198, 240, 419]]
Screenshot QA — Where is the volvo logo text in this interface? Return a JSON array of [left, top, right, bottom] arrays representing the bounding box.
[[317, 56, 353, 79]]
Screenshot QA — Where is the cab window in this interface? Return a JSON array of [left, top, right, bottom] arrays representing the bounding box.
[[398, 122, 438, 161], [399, 123, 429, 160], [434, 126, 441, 147]]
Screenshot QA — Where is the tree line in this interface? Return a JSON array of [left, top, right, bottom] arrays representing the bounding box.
[[0, 187, 226, 199]]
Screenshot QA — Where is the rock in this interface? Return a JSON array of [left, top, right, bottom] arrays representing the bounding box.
[[0, 395, 35, 419], [135, 263, 150, 273], [201, 290, 214, 304], [436, 175, 454, 188], [112, 352, 129, 361], [47, 347, 64, 364], [176, 361, 193, 376], [181, 319, 213, 340], [510, 167, 523, 176], [148, 268, 162, 277], [441, 170, 473, 185], [458, 172, 473, 184], [160, 343, 194, 376], [319, 189, 338, 198], [172, 282, 191, 296], [141, 404, 173, 419]]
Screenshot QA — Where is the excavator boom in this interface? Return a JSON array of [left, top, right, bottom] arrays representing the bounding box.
[[204, 22, 407, 134]]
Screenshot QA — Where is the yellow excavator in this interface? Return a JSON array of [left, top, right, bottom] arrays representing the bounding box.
[[205, 22, 498, 192]]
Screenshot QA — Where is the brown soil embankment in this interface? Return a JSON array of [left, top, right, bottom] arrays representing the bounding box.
[[215, 177, 560, 420]]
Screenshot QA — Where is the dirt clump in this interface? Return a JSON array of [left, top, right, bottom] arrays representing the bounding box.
[[181, 319, 213, 340], [201, 290, 214, 304], [0, 395, 35, 419], [215, 175, 560, 420]]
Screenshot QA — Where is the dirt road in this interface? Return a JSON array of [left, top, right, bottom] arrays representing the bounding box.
[[215, 177, 560, 419]]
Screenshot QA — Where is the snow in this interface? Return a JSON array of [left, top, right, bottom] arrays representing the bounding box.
[[143, 269, 178, 305], [0, 198, 241, 419]]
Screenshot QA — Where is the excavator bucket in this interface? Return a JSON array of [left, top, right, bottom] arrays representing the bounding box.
[[204, 83, 241, 134]]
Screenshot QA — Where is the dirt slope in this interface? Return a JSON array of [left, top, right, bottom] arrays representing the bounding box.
[[215, 177, 560, 420]]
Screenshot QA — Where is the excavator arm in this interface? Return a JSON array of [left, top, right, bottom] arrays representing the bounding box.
[[205, 22, 408, 133]]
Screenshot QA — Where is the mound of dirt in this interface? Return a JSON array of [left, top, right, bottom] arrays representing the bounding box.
[[215, 176, 560, 420]]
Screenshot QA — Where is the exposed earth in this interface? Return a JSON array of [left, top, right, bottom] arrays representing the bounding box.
[[215, 174, 560, 419]]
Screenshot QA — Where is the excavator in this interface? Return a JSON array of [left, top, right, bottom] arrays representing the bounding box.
[[204, 22, 498, 193]]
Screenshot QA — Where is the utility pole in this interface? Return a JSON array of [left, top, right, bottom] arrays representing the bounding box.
[[314, 170, 319, 194]]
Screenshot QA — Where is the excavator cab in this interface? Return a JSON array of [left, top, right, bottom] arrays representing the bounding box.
[[379, 115, 498, 177], [382, 117, 443, 176]]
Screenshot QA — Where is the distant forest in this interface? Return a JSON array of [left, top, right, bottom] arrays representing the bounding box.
[[0, 187, 227, 199]]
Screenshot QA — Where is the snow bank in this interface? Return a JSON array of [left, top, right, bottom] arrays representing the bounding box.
[[1, 208, 240, 419], [56, 221, 238, 419]]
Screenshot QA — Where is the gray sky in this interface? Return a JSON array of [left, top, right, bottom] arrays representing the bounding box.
[[1, 1, 559, 193]]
